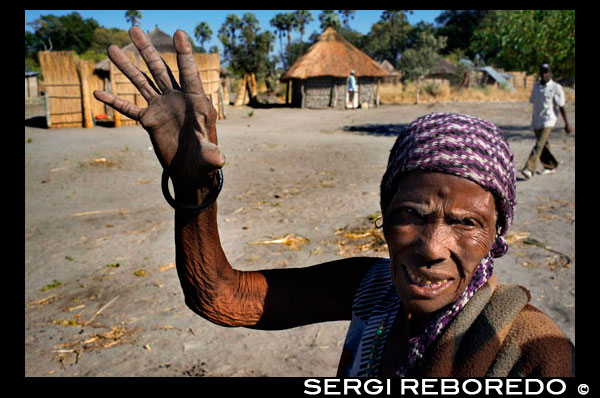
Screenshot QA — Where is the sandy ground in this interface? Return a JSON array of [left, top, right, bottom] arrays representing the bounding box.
[[25, 99, 575, 377]]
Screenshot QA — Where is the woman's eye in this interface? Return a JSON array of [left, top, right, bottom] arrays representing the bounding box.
[[401, 207, 419, 216], [455, 218, 475, 227]]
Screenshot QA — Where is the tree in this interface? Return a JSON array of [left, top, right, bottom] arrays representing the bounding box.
[[293, 10, 314, 42], [90, 27, 130, 53], [471, 10, 575, 79], [361, 11, 412, 66], [270, 12, 297, 69], [125, 10, 142, 27], [219, 13, 276, 105], [80, 27, 131, 62], [337, 10, 356, 28], [285, 41, 312, 69], [398, 31, 447, 103], [435, 10, 490, 58], [194, 22, 213, 53], [218, 14, 243, 50], [318, 10, 342, 31], [27, 12, 99, 54], [382, 10, 413, 52]]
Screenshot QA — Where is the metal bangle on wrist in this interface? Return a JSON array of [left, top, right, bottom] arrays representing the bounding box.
[[161, 168, 223, 213]]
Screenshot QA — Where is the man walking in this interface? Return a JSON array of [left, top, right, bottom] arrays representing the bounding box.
[[521, 63, 572, 180]]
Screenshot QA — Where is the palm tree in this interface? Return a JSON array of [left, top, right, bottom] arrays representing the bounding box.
[[270, 14, 287, 63], [125, 10, 142, 27], [318, 10, 342, 31], [270, 13, 296, 69], [337, 10, 356, 29], [194, 22, 213, 52], [219, 14, 243, 48], [293, 10, 314, 43]]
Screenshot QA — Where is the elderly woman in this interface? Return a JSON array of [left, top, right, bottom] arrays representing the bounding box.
[[94, 27, 574, 377]]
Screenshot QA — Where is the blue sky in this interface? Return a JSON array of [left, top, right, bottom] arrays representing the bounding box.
[[25, 10, 443, 51]]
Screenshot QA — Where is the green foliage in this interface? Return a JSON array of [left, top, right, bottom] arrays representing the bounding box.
[[194, 22, 213, 52], [27, 12, 99, 54], [270, 12, 298, 69], [361, 10, 413, 66], [398, 31, 447, 81], [337, 10, 356, 28], [286, 41, 311, 68], [79, 48, 107, 63], [318, 11, 342, 31], [423, 82, 442, 97], [90, 27, 130, 53], [219, 13, 276, 79], [435, 10, 491, 58], [125, 10, 142, 27], [471, 10, 575, 79], [294, 10, 314, 42], [25, 56, 40, 73]]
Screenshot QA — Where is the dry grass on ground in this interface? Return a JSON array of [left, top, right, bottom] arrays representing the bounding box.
[[380, 82, 529, 104]]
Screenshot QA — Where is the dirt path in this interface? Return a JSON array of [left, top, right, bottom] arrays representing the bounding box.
[[25, 100, 575, 376]]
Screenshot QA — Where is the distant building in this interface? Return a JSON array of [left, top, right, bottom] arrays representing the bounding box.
[[379, 60, 401, 84], [424, 58, 461, 86], [478, 66, 514, 88], [25, 71, 40, 98], [280, 27, 388, 109]]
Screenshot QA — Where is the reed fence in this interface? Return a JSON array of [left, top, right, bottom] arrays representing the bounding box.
[[38, 50, 224, 128]]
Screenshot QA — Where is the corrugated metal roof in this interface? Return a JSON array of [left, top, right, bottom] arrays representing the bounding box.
[[479, 66, 514, 87]]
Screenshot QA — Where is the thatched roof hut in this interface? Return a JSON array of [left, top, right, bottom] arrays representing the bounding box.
[[422, 58, 461, 87], [281, 27, 387, 109], [379, 60, 401, 84]]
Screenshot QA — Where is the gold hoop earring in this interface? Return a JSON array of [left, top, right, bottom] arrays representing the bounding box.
[[374, 216, 383, 229]]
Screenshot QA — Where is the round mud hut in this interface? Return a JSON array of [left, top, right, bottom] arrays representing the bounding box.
[[281, 27, 388, 109]]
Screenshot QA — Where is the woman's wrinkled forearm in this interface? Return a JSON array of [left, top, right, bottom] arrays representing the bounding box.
[[174, 202, 268, 327]]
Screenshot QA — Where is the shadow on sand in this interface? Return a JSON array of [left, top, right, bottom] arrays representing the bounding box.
[[24, 116, 48, 129], [342, 122, 543, 142]]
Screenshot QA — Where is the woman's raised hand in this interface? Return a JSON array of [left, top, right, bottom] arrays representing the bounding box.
[[93, 26, 225, 185]]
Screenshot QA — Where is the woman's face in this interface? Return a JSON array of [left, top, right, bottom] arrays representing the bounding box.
[[383, 171, 497, 315]]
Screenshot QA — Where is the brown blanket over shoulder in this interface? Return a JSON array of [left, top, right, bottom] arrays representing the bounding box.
[[420, 274, 575, 377]]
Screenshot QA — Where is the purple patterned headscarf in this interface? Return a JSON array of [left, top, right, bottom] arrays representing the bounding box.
[[379, 112, 516, 376]]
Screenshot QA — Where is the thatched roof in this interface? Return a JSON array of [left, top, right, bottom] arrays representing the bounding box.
[[428, 58, 460, 75], [379, 60, 401, 76], [281, 27, 388, 81]]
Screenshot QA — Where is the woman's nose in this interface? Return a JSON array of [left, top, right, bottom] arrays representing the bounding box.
[[413, 222, 451, 264]]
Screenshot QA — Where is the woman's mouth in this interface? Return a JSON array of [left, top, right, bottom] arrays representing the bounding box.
[[403, 265, 452, 291]]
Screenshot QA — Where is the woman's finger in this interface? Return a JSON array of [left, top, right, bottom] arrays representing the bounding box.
[[93, 90, 143, 121], [129, 26, 174, 93], [173, 30, 206, 96], [107, 45, 160, 101]]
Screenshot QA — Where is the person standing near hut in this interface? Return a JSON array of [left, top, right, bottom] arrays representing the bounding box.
[[347, 70, 357, 109], [520, 63, 573, 180]]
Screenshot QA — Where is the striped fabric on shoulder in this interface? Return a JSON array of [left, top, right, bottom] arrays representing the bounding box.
[[352, 258, 393, 320], [337, 258, 401, 377]]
